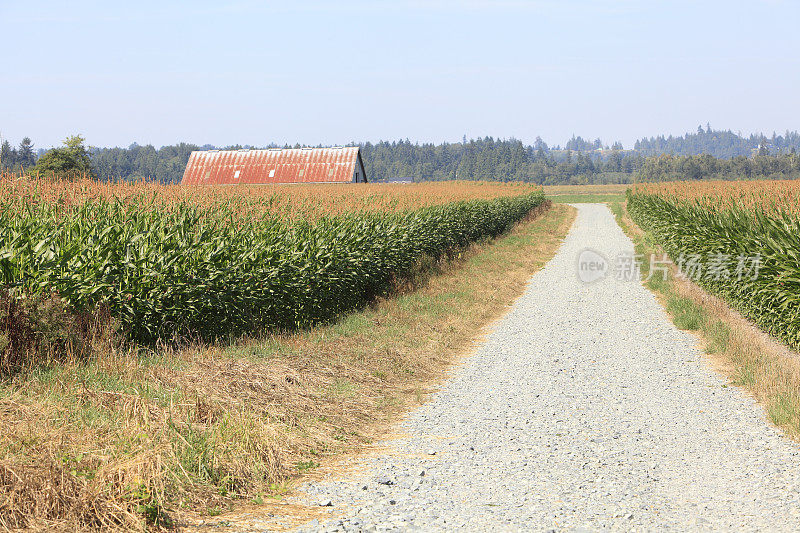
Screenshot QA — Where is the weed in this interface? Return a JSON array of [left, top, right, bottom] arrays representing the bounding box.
[[328, 379, 356, 397], [769, 393, 796, 427], [666, 296, 704, 330], [267, 481, 291, 498], [127, 483, 172, 528], [295, 460, 320, 472]]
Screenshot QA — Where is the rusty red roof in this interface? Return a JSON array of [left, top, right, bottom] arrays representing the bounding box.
[[181, 146, 367, 185]]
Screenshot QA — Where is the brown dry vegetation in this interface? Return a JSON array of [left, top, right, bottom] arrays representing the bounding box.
[[0, 202, 575, 531], [612, 200, 800, 441]]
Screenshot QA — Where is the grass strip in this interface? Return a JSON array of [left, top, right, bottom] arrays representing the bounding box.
[[548, 193, 625, 203]]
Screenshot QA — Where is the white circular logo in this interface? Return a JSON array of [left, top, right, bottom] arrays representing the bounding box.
[[577, 248, 609, 283]]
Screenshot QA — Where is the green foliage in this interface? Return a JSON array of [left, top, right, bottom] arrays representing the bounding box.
[[128, 483, 172, 527], [17, 137, 35, 168], [90, 141, 202, 182], [634, 152, 800, 182], [0, 191, 545, 344], [665, 295, 704, 330], [627, 190, 800, 351], [33, 135, 96, 179], [768, 393, 796, 427], [0, 137, 36, 171], [635, 128, 800, 158], [548, 193, 624, 204], [360, 138, 643, 185], [0, 141, 15, 171], [295, 460, 320, 471]]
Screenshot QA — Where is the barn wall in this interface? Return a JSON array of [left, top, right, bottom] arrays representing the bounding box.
[[353, 152, 368, 183]]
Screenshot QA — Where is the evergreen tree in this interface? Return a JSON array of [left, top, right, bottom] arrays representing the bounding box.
[[18, 137, 35, 168], [0, 140, 15, 170]]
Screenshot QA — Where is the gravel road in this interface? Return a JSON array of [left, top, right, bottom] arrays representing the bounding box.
[[292, 203, 800, 532]]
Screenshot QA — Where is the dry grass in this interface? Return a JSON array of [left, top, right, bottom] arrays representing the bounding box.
[[612, 200, 800, 441], [0, 202, 575, 531]]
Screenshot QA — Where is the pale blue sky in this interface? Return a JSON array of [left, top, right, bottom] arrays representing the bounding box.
[[1, 0, 798, 149]]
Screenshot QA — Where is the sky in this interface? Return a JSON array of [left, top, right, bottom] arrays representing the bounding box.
[[1, 0, 798, 150]]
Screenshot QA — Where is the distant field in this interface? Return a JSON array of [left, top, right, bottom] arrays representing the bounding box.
[[543, 183, 629, 203]]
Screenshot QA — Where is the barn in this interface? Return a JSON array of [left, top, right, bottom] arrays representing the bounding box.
[[181, 146, 368, 185]]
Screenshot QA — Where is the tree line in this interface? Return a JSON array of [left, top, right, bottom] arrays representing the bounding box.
[[360, 138, 643, 185], [5, 128, 800, 184], [635, 152, 800, 182], [634, 124, 800, 159], [0, 137, 36, 171]]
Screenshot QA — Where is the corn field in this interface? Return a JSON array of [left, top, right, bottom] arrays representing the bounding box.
[[628, 181, 800, 351], [0, 177, 545, 344]]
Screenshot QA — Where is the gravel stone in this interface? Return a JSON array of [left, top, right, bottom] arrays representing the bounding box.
[[291, 204, 800, 532]]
